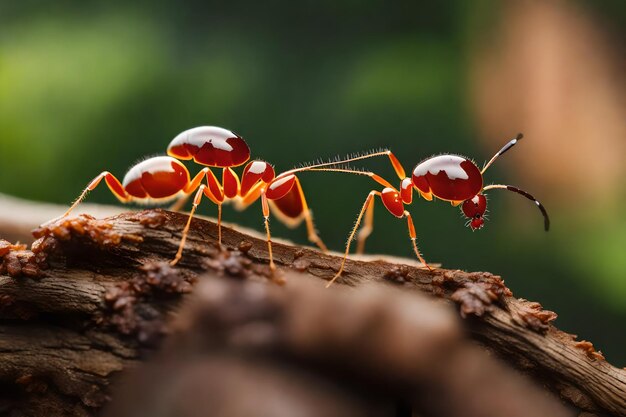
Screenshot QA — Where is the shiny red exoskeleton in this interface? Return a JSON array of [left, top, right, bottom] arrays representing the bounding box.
[[165, 126, 328, 268], [319, 133, 550, 287], [59, 155, 202, 212], [59, 126, 328, 269]]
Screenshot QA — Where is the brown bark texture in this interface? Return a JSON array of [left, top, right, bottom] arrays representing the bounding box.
[[0, 195, 624, 416]]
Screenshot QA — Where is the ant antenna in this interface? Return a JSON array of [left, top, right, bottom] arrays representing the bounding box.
[[282, 150, 392, 176], [481, 133, 524, 174], [482, 184, 550, 231]]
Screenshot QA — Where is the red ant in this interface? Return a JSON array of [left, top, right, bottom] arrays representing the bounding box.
[[306, 133, 550, 287], [59, 126, 331, 269]]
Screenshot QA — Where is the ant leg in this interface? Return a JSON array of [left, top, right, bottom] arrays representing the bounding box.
[[306, 167, 396, 189], [266, 177, 329, 252], [261, 192, 276, 272], [217, 203, 222, 247], [482, 184, 550, 231], [386, 151, 407, 180], [170, 185, 206, 266], [170, 167, 212, 212], [234, 182, 275, 261], [281, 149, 407, 180], [404, 211, 431, 270], [327, 191, 380, 288], [62, 172, 129, 218], [293, 177, 328, 252], [171, 168, 224, 261], [481, 133, 524, 174], [356, 195, 376, 254], [190, 168, 225, 245], [171, 166, 229, 255]]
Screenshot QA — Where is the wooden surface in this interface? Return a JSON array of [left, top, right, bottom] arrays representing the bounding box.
[[0, 205, 624, 416]]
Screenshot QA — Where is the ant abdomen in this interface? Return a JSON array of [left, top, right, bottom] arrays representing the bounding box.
[[123, 156, 190, 201]]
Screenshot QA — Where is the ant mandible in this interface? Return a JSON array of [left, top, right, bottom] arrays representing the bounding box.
[[59, 126, 331, 270], [307, 133, 550, 287]]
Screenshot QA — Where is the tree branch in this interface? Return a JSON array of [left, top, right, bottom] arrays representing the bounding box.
[[0, 197, 624, 416]]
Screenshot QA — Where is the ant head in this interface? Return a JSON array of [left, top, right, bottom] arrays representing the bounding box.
[[462, 194, 487, 230]]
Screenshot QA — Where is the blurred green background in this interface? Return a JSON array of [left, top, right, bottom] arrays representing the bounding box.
[[1, 1, 624, 363]]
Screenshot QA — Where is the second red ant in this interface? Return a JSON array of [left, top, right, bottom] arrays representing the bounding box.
[[300, 133, 549, 287]]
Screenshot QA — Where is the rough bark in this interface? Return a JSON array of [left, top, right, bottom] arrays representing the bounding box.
[[0, 198, 624, 416], [0, 193, 122, 244]]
